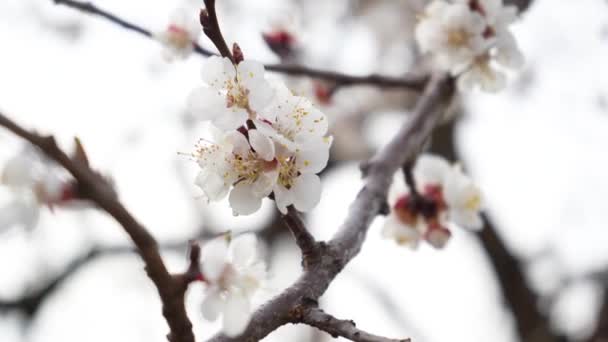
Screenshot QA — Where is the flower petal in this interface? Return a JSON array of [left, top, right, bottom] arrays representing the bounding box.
[[195, 170, 230, 201], [248, 129, 275, 161], [291, 174, 321, 212], [201, 238, 229, 282], [201, 287, 224, 321], [296, 138, 332, 174], [230, 233, 258, 268], [229, 183, 263, 216], [222, 290, 251, 337], [202, 56, 235, 89]]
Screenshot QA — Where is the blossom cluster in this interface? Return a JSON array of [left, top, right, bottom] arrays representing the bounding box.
[[415, 0, 524, 92], [0, 147, 75, 232], [198, 233, 266, 337], [188, 56, 332, 216], [383, 154, 483, 249]]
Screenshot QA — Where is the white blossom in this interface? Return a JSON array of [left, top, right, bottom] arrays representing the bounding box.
[[415, 0, 524, 92], [0, 148, 68, 232], [200, 233, 266, 337], [156, 4, 201, 60], [415, 1, 487, 73], [382, 154, 483, 249], [194, 127, 278, 216], [188, 56, 274, 130]]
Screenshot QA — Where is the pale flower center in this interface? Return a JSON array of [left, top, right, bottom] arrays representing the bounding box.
[[167, 25, 191, 49], [277, 156, 298, 189], [447, 28, 470, 47], [465, 193, 481, 211]]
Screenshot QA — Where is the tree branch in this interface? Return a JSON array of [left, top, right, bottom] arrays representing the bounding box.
[[206, 73, 454, 342], [282, 206, 320, 268], [0, 112, 195, 342], [200, 0, 233, 62], [50, 0, 426, 91], [300, 307, 410, 342]]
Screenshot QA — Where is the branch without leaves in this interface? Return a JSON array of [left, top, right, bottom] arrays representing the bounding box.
[[282, 206, 320, 268], [51, 0, 426, 91], [0, 112, 195, 342], [300, 307, 410, 342]]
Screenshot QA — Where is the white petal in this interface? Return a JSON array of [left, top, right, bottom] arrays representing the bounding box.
[[187, 86, 226, 121], [230, 233, 258, 268], [229, 183, 263, 216], [251, 170, 277, 198], [201, 287, 224, 321], [0, 198, 40, 232], [202, 56, 235, 89], [195, 170, 230, 201], [201, 238, 229, 282], [291, 174, 321, 212], [295, 139, 331, 174], [224, 131, 250, 157], [414, 154, 450, 187], [2, 153, 37, 187], [213, 108, 248, 131], [272, 184, 293, 214], [248, 129, 275, 161], [222, 290, 251, 337]]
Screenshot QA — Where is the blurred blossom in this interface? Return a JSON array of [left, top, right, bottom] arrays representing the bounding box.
[[200, 233, 266, 337], [415, 0, 524, 92], [382, 154, 483, 249], [0, 146, 73, 232], [155, 2, 202, 60]]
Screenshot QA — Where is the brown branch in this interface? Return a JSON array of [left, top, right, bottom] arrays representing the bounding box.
[[200, 0, 233, 62], [50, 0, 426, 91], [0, 112, 195, 342], [282, 206, 320, 268], [206, 73, 454, 342], [300, 307, 410, 342]]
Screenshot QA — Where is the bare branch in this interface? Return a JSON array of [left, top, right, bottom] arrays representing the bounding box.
[[0, 112, 195, 342], [206, 73, 454, 342], [282, 206, 320, 268], [50, 0, 426, 91], [200, 0, 233, 62], [300, 307, 410, 342]]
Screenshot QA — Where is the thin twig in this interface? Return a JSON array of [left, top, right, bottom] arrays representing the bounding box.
[[200, 0, 233, 62], [0, 112, 195, 342], [282, 206, 319, 268], [50, 0, 426, 91], [300, 307, 410, 342]]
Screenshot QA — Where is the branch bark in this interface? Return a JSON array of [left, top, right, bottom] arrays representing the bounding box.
[[282, 206, 320, 268], [300, 307, 410, 342], [0, 113, 195, 342], [205, 73, 453, 342]]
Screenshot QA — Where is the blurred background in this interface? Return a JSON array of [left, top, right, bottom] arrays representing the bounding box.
[[1, 0, 608, 341]]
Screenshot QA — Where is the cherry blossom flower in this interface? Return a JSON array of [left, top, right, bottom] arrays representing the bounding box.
[[252, 83, 332, 213], [188, 56, 274, 130], [415, 0, 524, 92], [156, 4, 201, 60], [200, 233, 266, 337], [194, 127, 277, 216], [0, 147, 73, 232], [382, 154, 483, 249], [415, 1, 487, 73]]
